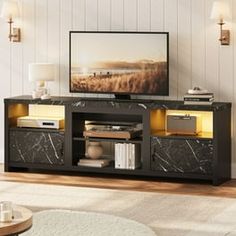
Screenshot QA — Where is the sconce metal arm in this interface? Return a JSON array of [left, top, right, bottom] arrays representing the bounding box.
[[7, 18, 21, 42]]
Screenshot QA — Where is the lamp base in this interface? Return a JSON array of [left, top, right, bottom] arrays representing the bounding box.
[[32, 90, 43, 99], [41, 94, 51, 100], [32, 87, 48, 99], [32, 90, 52, 100], [32, 81, 52, 99]]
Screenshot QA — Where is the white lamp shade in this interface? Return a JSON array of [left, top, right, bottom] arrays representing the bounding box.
[[210, 1, 230, 21], [0, 0, 20, 20], [29, 63, 56, 82]]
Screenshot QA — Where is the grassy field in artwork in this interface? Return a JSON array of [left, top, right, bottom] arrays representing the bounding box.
[[71, 61, 168, 94]]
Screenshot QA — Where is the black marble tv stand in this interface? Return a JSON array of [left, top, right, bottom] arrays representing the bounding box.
[[4, 95, 232, 185]]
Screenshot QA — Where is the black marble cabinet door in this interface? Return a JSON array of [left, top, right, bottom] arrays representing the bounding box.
[[9, 130, 64, 165], [151, 137, 213, 174]]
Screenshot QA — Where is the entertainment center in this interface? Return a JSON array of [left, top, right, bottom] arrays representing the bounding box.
[[3, 31, 232, 185], [4, 96, 231, 186]]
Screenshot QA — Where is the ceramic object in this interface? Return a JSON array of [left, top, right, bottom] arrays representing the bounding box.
[[87, 142, 103, 159], [0, 201, 13, 222]]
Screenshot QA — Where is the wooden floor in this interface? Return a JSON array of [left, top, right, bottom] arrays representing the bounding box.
[[1, 165, 236, 198]]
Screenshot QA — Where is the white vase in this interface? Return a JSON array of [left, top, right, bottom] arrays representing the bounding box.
[[87, 142, 103, 159]]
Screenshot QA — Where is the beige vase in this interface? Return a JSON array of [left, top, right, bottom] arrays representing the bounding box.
[[87, 142, 103, 159]]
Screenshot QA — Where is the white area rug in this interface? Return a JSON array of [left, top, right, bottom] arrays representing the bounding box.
[[21, 210, 156, 236], [1, 181, 236, 236]]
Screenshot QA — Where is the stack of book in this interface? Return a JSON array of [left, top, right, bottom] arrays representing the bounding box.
[[115, 143, 141, 170], [77, 158, 112, 168], [184, 93, 214, 105]]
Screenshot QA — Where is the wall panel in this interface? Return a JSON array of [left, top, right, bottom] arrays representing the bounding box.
[[111, 0, 123, 31], [48, 0, 60, 96], [205, 0, 220, 101], [73, 0, 85, 31], [59, 0, 72, 96], [124, 0, 137, 31], [191, 0, 205, 89], [35, 0, 48, 62], [1, 0, 236, 176], [164, 0, 178, 100], [86, 0, 98, 31], [98, 0, 111, 31], [11, 0, 23, 96], [22, 0, 35, 95], [177, 0, 192, 99], [138, 0, 150, 31], [150, 0, 164, 31]]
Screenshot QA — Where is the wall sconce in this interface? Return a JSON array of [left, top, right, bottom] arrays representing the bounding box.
[[0, 0, 21, 42], [210, 1, 230, 45]]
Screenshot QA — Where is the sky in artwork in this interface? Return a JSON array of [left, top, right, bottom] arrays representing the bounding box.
[[71, 33, 167, 68]]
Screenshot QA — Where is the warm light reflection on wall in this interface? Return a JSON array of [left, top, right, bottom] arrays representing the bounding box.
[[150, 109, 165, 132], [8, 104, 27, 118], [29, 104, 65, 118]]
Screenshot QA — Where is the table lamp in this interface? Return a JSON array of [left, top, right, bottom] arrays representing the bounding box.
[[29, 63, 56, 99]]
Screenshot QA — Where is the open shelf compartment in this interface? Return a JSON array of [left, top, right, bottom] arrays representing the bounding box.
[[72, 112, 143, 170], [150, 109, 213, 139], [7, 103, 65, 130]]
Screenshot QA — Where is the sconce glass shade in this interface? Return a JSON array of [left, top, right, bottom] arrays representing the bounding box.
[[0, 0, 20, 20], [29, 63, 56, 82], [210, 1, 230, 21]]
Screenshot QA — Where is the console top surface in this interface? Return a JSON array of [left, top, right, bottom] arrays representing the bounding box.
[[4, 95, 231, 111]]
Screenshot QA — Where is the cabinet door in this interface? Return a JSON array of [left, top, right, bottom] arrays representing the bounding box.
[[10, 130, 64, 165], [151, 137, 213, 174]]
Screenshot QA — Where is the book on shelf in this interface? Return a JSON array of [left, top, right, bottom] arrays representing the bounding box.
[[184, 92, 214, 105], [184, 101, 213, 105], [115, 143, 141, 170], [184, 97, 214, 102], [77, 158, 112, 168], [184, 93, 214, 98]]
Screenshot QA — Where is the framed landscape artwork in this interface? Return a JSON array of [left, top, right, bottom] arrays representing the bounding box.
[[70, 32, 169, 95]]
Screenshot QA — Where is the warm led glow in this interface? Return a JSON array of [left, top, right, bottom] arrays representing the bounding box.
[[8, 104, 27, 118], [150, 110, 165, 132], [166, 110, 213, 133], [150, 109, 213, 138], [210, 1, 230, 21], [0, 0, 20, 20], [29, 105, 65, 118]]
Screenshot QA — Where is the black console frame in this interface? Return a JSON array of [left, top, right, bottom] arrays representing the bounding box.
[[4, 96, 232, 186]]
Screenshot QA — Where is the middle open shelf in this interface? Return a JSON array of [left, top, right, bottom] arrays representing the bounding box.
[[71, 111, 144, 170]]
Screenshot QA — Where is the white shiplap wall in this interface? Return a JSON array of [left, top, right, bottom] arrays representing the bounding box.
[[0, 0, 236, 177]]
